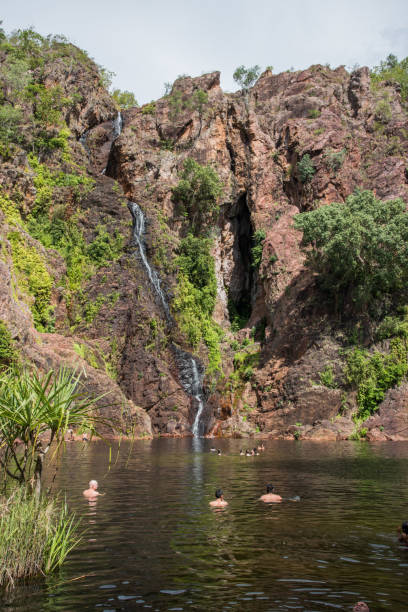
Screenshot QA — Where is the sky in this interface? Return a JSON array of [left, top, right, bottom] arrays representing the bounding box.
[[2, 0, 408, 104]]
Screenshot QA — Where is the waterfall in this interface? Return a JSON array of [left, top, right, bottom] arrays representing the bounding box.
[[172, 346, 206, 437], [127, 204, 207, 437], [128, 201, 171, 320], [191, 358, 205, 437], [113, 111, 123, 139]]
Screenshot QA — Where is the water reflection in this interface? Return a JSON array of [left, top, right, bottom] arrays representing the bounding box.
[[0, 439, 408, 610]]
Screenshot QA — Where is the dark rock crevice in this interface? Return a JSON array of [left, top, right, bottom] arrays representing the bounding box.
[[226, 193, 255, 327]]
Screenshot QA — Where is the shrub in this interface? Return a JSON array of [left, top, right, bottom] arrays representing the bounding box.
[[297, 154, 315, 183], [345, 339, 408, 419], [323, 148, 346, 172], [141, 101, 156, 115], [371, 54, 408, 101], [0, 104, 23, 145], [375, 99, 392, 123], [173, 235, 221, 374], [172, 158, 222, 232], [233, 65, 261, 90], [308, 109, 321, 118], [8, 231, 53, 332], [0, 367, 104, 491], [111, 89, 138, 109], [294, 190, 408, 312], [319, 365, 337, 388], [251, 229, 266, 268], [229, 347, 260, 391], [376, 310, 408, 340], [87, 225, 123, 267], [0, 487, 81, 588], [0, 321, 16, 369]]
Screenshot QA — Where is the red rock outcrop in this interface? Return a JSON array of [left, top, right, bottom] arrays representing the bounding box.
[[2, 43, 408, 439]]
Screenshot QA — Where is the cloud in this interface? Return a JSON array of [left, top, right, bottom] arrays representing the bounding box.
[[2, 0, 408, 103]]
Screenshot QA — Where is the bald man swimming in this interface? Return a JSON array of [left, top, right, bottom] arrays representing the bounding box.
[[83, 480, 101, 499]]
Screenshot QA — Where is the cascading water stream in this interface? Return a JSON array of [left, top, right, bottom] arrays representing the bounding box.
[[128, 202, 207, 436], [128, 201, 171, 320], [172, 346, 207, 438], [79, 111, 207, 435], [112, 111, 123, 139], [191, 358, 205, 437]]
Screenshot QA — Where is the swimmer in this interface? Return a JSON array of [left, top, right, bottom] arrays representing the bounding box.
[[210, 447, 217, 452], [353, 603, 370, 612], [217, 449, 222, 456], [67, 427, 74, 441], [82, 432, 89, 442], [83, 480, 101, 499], [257, 442, 265, 451], [209, 488, 228, 508], [239, 449, 245, 455], [259, 483, 282, 503], [397, 521, 408, 545], [253, 447, 260, 456], [245, 449, 251, 456]]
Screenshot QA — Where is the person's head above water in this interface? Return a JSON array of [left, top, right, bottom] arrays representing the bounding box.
[[266, 484, 274, 493], [215, 488, 223, 499], [89, 480, 98, 490], [402, 521, 408, 534], [352, 603, 370, 612]]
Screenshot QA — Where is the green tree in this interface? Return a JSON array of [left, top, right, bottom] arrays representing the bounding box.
[[233, 65, 261, 90], [172, 158, 223, 232], [111, 89, 138, 109], [294, 190, 408, 311], [371, 54, 408, 101], [297, 154, 315, 183], [0, 104, 23, 144], [0, 368, 105, 494]]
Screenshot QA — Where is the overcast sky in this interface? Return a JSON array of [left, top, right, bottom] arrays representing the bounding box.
[[2, 0, 408, 104]]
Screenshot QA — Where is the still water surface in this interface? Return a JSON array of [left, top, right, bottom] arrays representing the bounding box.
[[1, 439, 407, 611]]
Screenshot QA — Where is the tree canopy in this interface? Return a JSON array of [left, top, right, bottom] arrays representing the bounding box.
[[233, 65, 261, 90], [172, 158, 222, 232], [371, 54, 408, 101], [111, 89, 138, 109], [294, 190, 408, 310]]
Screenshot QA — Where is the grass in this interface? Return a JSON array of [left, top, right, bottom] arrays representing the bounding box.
[[0, 486, 81, 589]]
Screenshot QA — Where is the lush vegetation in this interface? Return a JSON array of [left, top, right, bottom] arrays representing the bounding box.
[[371, 54, 408, 101], [0, 26, 103, 158], [0, 364, 104, 587], [173, 235, 222, 374], [0, 487, 80, 589], [295, 190, 408, 312], [0, 367, 103, 493], [297, 154, 315, 183], [345, 338, 408, 419], [0, 322, 17, 369], [111, 88, 138, 109], [8, 231, 53, 332], [172, 158, 223, 232], [171, 159, 224, 375]]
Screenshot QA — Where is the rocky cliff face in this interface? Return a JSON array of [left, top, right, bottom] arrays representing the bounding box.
[[2, 34, 408, 440]]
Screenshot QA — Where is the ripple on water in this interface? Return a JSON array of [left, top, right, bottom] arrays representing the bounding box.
[[1, 439, 407, 611]]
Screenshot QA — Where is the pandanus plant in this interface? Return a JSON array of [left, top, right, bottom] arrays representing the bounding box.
[[0, 367, 105, 495]]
